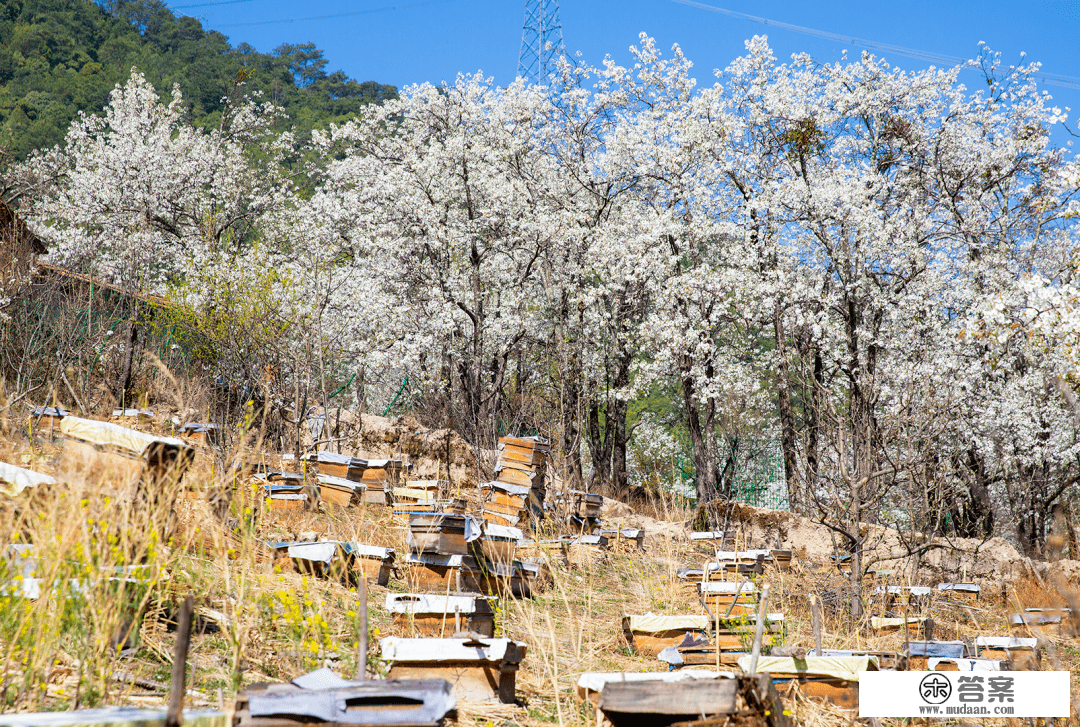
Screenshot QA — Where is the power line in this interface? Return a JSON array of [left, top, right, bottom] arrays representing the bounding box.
[[212, 0, 454, 27], [170, 0, 254, 9], [672, 0, 1080, 92]]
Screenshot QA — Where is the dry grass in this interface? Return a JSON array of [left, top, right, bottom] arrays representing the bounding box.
[[0, 422, 1078, 727]]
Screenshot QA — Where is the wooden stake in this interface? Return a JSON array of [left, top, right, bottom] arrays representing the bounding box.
[[355, 574, 368, 680], [811, 594, 822, 657], [714, 604, 720, 673], [165, 595, 194, 727], [748, 584, 770, 674]]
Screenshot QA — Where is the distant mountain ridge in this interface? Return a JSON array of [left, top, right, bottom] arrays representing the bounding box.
[[0, 0, 397, 158]]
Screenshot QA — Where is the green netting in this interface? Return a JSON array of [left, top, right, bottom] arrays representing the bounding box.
[[672, 432, 789, 510]]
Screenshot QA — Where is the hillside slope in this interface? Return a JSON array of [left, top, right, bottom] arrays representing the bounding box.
[[0, 0, 397, 158]]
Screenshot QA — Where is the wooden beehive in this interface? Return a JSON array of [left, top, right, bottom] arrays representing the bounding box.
[[975, 636, 1039, 670], [936, 582, 981, 602], [315, 473, 365, 507], [28, 406, 68, 440], [179, 422, 221, 447], [387, 593, 495, 638], [400, 552, 486, 593], [1010, 608, 1077, 638], [58, 416, 195, 501], [699, 581, 758, 615], [343, 542, 395, 586], [597, 674, 790, 727], [738, 655, 876, 711], [305, 451, 367, 481], [235, 676, 454, 727], [409, 513, 475, 555], [567, 534, 608, 567], [381, 637, 527, 704], [620, 614, 711, 657], [479, 523, 522, 565], [870, 616, 927, 636], [904, 640, 965, 670]]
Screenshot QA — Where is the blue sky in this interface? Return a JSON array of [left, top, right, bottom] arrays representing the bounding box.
[[175, 0, 1079, 132]]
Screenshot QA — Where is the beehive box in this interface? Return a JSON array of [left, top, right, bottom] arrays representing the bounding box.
[[305, 451, 367, 481], [234, 676, 454, 727], [387, 593, 495, 638], [737, 655, 877, 711], [975, 636, 1039, 670], [620, 614, 711, 657], [409, 514, 479, 555], [936, 582, 981, 602], [400, 552, 486, 593], [599, 528, 644, 551], [699, 581, 758, 615], [567, 534, 608, 567], [58, 416, 194, 501], [1009, 608, 1077, 638], [343, 542, 395, 586], [517, 539, 568, 566], [381, 637, 527, 704], [316, 473, 365, 507], [479, 523, 522, 565], [179, 422, 221, 447], [28, 406, 68, 440], [905, 641, 965, 670]]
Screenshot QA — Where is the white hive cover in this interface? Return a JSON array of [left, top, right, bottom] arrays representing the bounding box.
[[385, 593, 487, 615], [0, 462, 55, 497], [576, 670, 731, 693], [60, 417, 187, 455], [736, 655, 878, 682], [381, 637, 524, 663]]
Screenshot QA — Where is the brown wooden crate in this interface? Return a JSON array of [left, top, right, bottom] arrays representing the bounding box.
[[319, 482, 357, 507], [388, 662, 518, 704], [775, 677, 859, 711], [401, 562, 485, 593], [352, 557, 392, 587], [599, 679, 737, 719], [624, 630, 707, 657], [391, 613, 495, 638], [495, 468, 538, 487], [410, 532, 467, 555], [362, 488, 390, 506]]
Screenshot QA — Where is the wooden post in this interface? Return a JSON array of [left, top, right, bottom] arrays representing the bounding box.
[[811, 594, 822, 657], [165, 595, 194, 727], [723, 568, 747, 619], [714, 603, 720, 672], [903, 599, 911, 659], [355, 574, 368, 680], [748, 584, 770, 674]]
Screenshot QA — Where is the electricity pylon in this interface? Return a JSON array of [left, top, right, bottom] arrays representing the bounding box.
[[517, 0, 565, 85]]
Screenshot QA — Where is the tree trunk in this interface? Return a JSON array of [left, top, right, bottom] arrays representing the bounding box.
[[681, 353, 719, 503], [586, 389, 611, 491], [116, 319, 139, 407], [559, 298, 583, 488], [773, 311, 800, 510]]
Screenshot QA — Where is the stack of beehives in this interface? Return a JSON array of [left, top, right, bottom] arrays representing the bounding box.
[[480, 436, 548, 530], [392, 480, 466, 516], [304, 451, 368, 506], [360, 458, 410, 505], [555, 489, 603, 533]]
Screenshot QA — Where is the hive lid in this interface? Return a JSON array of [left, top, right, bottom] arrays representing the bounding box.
[[381, 637, 526, 663]]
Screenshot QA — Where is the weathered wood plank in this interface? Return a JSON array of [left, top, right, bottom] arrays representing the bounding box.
[[599, 679, 738, 717]]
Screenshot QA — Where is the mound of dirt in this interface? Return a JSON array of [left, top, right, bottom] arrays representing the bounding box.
[[298, 410, 478, 486], [696, 501, 1035, 586]]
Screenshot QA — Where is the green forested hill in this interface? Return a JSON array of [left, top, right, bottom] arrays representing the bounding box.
[[0, 0, 397, 158]]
